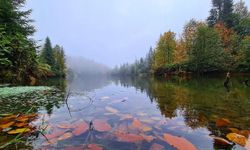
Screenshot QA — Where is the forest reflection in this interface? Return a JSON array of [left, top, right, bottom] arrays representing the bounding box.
[[113, 76, 250, 133]]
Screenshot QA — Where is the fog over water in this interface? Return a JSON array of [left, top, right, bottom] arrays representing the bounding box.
[[26, 0, 250, 67]]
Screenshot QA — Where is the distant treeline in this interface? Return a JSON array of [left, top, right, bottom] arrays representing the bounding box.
[[112, 0, 250, 76], [0, 0, 66, 84]]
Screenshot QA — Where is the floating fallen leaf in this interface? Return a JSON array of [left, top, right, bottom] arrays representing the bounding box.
[[140, 134, 155, 142], [163, 133, 197, 150], [142, 126, 152, 132], [105, 106, 118, 114], [0, 121, 15, 129], [226, 133, 247, 146], [130, 118, 152, 132], [149, 143, 165, 150], [57, 132, 73, 141], [115, 132, 144, 143], [216, 118, 230, 127], [57, 123, 73, 129], [72, 121, 88, 136], [93, 119, 112, 132], [87, 144, 103, 150], [16, 116, 29, 122], [211, 136, 232, 146], [228, 128, 239, 134], [131, 118, 142, 129], [7, 128, 31, 134], [14, 122, 28, 127]]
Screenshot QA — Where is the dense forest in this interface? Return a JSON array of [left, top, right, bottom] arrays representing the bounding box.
[[0, 0, 66, 84], [112, 0, 250, 76]]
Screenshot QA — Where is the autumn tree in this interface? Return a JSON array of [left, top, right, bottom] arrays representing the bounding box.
[[174, 38, 187, 64], [152, 31, 176, 71]]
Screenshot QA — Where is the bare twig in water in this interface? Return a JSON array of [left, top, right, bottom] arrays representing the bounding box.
[[70, 95, 95, 112], [64, 88, 72, 117]]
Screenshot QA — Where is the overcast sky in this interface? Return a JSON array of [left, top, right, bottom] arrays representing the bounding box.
[[26, 0, 250, 67]]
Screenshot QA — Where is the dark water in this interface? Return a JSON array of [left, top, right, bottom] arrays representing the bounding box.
[[0, 76, 250, 150]]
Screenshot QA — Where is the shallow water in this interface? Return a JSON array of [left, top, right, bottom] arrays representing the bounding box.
[[0, 76, 250, 150]]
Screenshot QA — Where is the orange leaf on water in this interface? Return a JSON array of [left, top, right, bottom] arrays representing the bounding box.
[[216, 118, 230, 127], [14, 122, 28, 127], [72, 120, 88, 136], [93, 119, 112, 132], [226, 133, 247, 146], [57, 132, 73, 141], [131, 118, 142, 129], [0, 121, 15, 129], [149, 143, 165, 150], [114, 132, 144, 143], [163, 133, 197, 150], [140, 134, 155, 142], [16, 116, 29, 122], [57, 123, 74, 129]]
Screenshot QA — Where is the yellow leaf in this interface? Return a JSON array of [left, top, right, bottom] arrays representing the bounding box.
[[57, 132, 73, 141], [226, 133, 247, 146], [0, 121, 15, 129], [8, 128, 31, 134]]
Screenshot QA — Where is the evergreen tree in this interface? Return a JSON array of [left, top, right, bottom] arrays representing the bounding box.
[[189, 25, 225, 73], [40, 37, 55, 70], [0, 0, 37, 82], [221, 0, 234, 28]]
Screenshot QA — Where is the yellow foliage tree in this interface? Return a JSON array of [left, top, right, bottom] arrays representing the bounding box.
[[152, 31, 176, 71]]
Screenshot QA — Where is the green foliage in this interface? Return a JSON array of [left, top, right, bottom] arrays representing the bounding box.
[[207, 0, 234, 28], [0, 0, 37, 83], [40, 37, 55, 68], [114, 0, 250, 77], [189, 26, 225, 73], [53, 45, 66, 77], [237, 36, 250, 72]]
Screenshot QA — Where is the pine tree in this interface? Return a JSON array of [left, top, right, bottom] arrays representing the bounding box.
[[0, 0, 37, 82], [40, 37, 55, 71]]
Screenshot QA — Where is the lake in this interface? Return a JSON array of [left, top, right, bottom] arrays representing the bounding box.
[[0, 75, 249, 150]]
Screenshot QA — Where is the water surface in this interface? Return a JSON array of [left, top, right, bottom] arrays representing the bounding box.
[[0, 76, 249, 150]]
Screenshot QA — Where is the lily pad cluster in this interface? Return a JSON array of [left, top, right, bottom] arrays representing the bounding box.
[[0, 86, 65, 114]]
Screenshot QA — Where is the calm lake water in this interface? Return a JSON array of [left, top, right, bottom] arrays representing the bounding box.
[[0, 75, 250, 150]]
